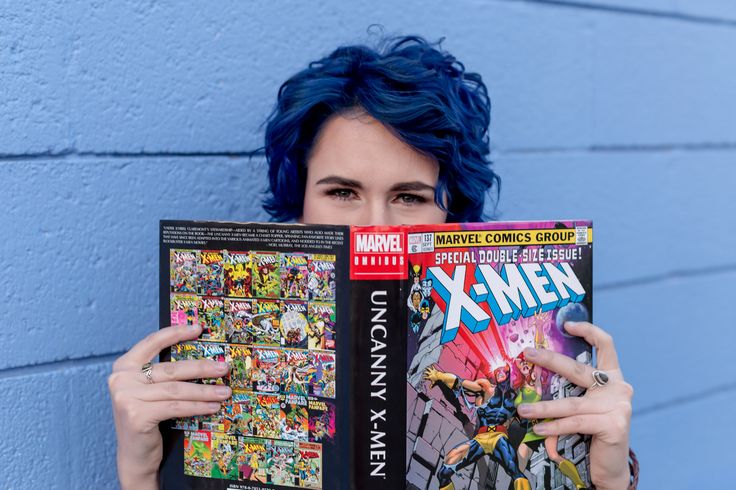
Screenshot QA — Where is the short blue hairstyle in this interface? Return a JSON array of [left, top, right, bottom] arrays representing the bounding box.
[[262, 35, 499, 223]]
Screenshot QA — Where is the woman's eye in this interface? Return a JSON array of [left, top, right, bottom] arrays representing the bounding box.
[[396, 193, 427, 205], [326, 188, 356, 200]]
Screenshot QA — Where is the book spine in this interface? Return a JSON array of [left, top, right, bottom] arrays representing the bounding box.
[[349, 226, 408, 488]]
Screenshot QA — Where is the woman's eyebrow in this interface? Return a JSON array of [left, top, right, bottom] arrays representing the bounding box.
[[314, 176, 363, 189], [389, 181, 436, 192]]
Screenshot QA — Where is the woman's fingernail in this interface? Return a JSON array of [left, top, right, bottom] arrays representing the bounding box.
[[216, 386, 231, 397], [564, 321, 579, 329], [524, 348, 538, 358], [207, 402, 221, 411], [534, 423, 549, 435], [188, 322, 201, 330], [517, 404, 533, 416], [217, 362, 230, 372]]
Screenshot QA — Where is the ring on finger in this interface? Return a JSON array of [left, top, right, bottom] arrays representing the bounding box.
[[141, 362, 155, 384], [590, 369, 609, 388]]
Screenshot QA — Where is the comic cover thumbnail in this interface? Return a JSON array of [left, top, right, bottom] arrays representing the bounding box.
[[307, 302, 336, 351], [251, 251, 280, 298], [227, 344, 252, 390], [266, 439, 297, 487], [280, 393, 309, 442], [238, 436, 268, 482], [197, 250, 224, 296], [253, 299, 281, 346], [171, 341, 199, 361], [211, 432, 239, 480], [309, 350, 336, 398], [199, 296, 225, 342], [200, 408, 226, 434], [307, 398, 336, 444], [170, 293, 200, 326], [184, 430, 211, 478], [223, 250, 252, 297], [226, 390, 254, 436], [281, 300, 309, 349], [296, 442, 322, 489], [224, 298, 255, 344], [198, 342, 228, 386], [251, 347, 282, 393], [307, 254, 336, 301], [171, 342, 202, 431], [251, 393, 281, 439], [170, 249, 198, 293], [281, 349, 311, 396], [280, 253, 309, 300]]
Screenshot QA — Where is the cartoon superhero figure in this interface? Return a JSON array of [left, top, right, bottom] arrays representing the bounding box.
[[424, 364, 531, 490], [513, 315, 589, 489]]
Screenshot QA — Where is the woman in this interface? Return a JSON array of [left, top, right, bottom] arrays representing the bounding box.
[[109, 36, 635, 489]]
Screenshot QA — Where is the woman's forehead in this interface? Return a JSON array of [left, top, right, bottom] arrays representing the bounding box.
[[306, 113, 439, 187]]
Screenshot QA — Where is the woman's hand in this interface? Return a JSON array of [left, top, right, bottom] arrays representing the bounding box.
[[108, 324, 232, 490], [518, 321, 634, 490]]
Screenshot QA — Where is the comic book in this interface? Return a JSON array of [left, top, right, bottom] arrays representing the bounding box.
[[160, 220, 593, 489]]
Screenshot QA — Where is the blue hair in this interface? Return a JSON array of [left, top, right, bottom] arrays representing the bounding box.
[[262, 35, 499, 222]]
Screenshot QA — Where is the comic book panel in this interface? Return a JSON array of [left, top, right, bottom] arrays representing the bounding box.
[[227, 390, 254, 436], [210, 432, 239, 480], [184, 430, 211, 478], [170, 293, 201, 326], [197, 342, 229, 386], [224, 298, 255, 344], [280, 253, 309, 300], [223, 250, 252, 298], [252, 299, 281, 346], [251, 347, 282, 393], [296, 442, 322, 489], [307, 397, 336, 444], [251, 251, 280, 298], [307, 254, 336, 302], [308, 350, 336, 399], [307, 302, 336, 351], [227, 344, 252, 391], [170, 249, 198, 293], [238, 436, 268, 482], [199, 296, 226, 342], [197, 250, 224, 296], [251, 393, 282, 439], [281, 349, 311, 396], [266, 439, 297, 487], [280, 393, 309, 442], [280, 300, 309, 349]]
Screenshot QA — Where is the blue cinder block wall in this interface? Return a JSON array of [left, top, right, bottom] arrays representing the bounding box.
[[2, 1, 735, 488]]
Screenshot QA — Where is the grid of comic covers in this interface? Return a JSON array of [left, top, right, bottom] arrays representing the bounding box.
[[169, 249, 337, 489]]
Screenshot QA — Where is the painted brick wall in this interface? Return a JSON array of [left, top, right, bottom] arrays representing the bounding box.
[[2, 1, 734, 488]]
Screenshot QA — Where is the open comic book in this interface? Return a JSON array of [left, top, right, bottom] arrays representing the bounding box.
[[159, 220, 594, 490]]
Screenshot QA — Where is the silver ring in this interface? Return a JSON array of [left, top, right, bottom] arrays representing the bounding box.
[[590, 370, 609, 388], [141, 362, 154, 384]]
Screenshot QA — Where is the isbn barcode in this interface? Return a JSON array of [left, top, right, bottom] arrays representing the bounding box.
[[575, 226, 588, 245]]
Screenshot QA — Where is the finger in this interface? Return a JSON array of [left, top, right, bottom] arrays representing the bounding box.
[[532, 413, 610, 437], [136, 381, 232, 402], [147, 400, 224, 422], [150, 359, 230, 383], [120, 324, 203, 368], [523, 347, 596, 388], [564, 321, 620, 371], [517, 397, 609, 420]]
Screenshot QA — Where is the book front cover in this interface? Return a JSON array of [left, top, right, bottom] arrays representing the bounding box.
[[403, 221, 593, 490]]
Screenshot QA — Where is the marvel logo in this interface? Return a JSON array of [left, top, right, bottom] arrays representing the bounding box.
[[354, 233, 403, 253]]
